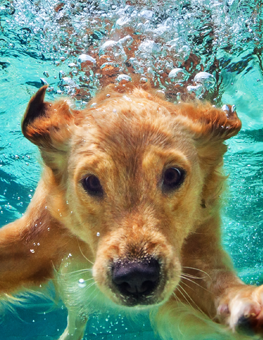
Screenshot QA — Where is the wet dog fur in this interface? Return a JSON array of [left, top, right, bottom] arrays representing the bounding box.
[[0, 82, 263, 340]]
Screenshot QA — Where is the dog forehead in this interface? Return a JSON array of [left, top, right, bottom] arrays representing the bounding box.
[[87, 97, 192, 144], [70, 96, 198, 170]]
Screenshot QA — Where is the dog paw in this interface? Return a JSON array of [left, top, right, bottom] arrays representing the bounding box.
[[218, 285, 263, 335]]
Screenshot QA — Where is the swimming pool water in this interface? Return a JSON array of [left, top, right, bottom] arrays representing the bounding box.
[[0, 0, 263, 339]]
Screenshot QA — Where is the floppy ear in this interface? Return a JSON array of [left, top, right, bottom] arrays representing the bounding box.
[[175, 102, 241, 209], [176, 102, 241, 164], [195, 104, 241, 144], [177, 102, 241, 144], [22, 86, 74, 175]]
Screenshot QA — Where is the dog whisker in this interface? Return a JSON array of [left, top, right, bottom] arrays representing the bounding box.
[[172, 292, 180, 305], [182, 266, 211, 279], [179, 279, 195, 291], [67, 268, 92, 276], [180, 273, 203, 280], [176, 286, 192, 308], [180, 275, 210, 293], [85, 282, 96, 290], [77, 241, 94, 266], [86, 287, 100, 306], [176, 285, 206, 317]]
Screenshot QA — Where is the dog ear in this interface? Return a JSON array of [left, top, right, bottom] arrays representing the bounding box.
[[176, 103, 241, 208], [194, 104, 241, 144], [175, 102, 241, 169], [22, 86, 74, 174], [176, 102, 241, 145]]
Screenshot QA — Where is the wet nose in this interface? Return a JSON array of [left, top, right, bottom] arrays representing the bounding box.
[[112, 258, 160, 297]]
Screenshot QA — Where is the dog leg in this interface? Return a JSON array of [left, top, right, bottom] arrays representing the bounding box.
[[158, 218, 263, 338], [58, 310, 88, 340], [155, 298, 241, 340], [155, 267, 255, 339], [0, 181, 75, 294], [0, 217, 66, 294]]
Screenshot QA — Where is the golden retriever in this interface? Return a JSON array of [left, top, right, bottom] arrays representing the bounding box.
[[0, 81, 262, 340]]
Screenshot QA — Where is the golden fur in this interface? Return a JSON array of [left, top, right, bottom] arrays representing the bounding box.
[[0, 82, 262, 340]]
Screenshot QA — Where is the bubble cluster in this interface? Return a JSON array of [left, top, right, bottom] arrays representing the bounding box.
[[0, 0, 261, 104]]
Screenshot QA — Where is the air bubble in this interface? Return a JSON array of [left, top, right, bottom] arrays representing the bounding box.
[[59, 70, 65, 79], [137, 40, 161, 56], [118, 35, 133, 48], [187, 84, 204, 98], [222, 104, 230, 113], [99, 40, 127, 64], [193, 72, 216, 91], [139, 77, 148, 84], [168, 68, 189, 84], [60, 77, 76, 87], [78, 54, 96, 70], [115, 16, 131, 28], [40, 78, 48, 85], [78, 278, 86, 288], [116, 74, 132, 84], [139, 9, 154, 20]]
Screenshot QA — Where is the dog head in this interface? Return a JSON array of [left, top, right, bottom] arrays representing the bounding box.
[[22, 84, 241, 308]]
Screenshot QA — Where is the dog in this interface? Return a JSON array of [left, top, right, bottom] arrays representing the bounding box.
[[0, 81, 262, 340]]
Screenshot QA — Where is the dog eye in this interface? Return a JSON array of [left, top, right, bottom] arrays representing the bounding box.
[[162, 167, 185, 191], [82, 175, 103, 197]]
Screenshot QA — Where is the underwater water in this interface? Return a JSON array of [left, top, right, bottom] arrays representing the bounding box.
[[0, 0, 263, 338]]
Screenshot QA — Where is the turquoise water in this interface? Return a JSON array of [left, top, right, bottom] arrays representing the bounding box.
[[0, 0, 263, 339]]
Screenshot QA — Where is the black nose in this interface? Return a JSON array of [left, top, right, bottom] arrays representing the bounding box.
[[112, 258, 160, 298]]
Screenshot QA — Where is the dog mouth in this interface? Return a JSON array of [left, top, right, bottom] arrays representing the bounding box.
[[110, 257, 164, 307]]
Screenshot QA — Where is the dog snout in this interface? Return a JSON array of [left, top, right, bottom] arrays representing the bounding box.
[[112, 258, 160, 302]]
